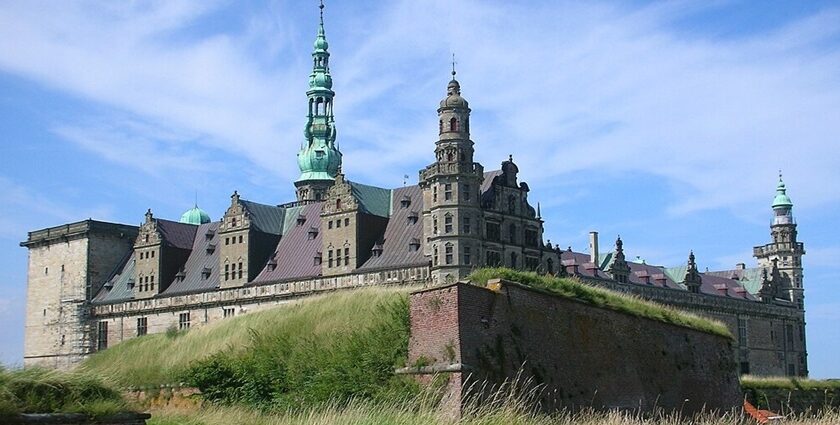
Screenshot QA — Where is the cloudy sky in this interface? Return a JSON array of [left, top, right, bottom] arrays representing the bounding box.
[[1, 0, 839, 377]]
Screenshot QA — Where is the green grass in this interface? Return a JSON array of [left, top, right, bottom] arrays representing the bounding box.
[[741, 375, 840, 391], [468, 268, 733, 339], [80, 287, 411, 388], [0, 367, 132, 418]]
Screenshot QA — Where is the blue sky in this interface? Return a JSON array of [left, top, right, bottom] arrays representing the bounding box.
[[1, 0, 839, 377]]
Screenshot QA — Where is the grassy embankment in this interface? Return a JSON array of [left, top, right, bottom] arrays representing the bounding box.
[[0, 367, 131, 418]]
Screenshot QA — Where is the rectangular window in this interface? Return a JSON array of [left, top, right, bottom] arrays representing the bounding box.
[[738, 318, 748, 347], [433, 186, 438, 202], [137, 317, 148, 336], [487, 251, 501, 266], [525, 229, 538, 247], [239, 235, 243, 243], [433, 246, 438, 266], [445, 244, 453, 265], [344, 247, 350, 266], [444, 183, 452, 200], [328, 250, 334, 267], [238, 262, 243, 279], [462, 216, 471, 234], [463, 246, 471, 265], [463, 184, 471, 201], [224, 264, 229, 281], [179, 312, 191, 330], [336, 250, 342, 266], [444, 215, 453, 233], [151, 251, 155, 258], [225, 237, 230, 245], [487, 223, 500, 242], [336, 219, 341, 228], [344, 218, 350, 227], [223, 307, 235, 318], [788, 364, 796, 376], [786, 324, 794, 350], [328, 221, 333, 229], [97, 321, 108, 350]]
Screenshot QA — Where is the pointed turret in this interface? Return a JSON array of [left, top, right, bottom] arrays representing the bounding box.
[[608, 235, 631, 283], [684, 251, 702, 293], [295, 1, 343, 202]]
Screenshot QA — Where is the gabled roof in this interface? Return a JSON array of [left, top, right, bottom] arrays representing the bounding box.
[[705, 267, 764, 295], [92, 252, 136, 303], [358, 185, 426, 271], [241, 200, 286, 235], [156, 219, 198, 250], [252, 202, 324, 282], [481, 169, 504, 193], [348, 182, 392, 218], [163, 222, 221, 295]]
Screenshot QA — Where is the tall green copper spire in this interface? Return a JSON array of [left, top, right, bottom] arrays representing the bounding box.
[[295, 0, 342, 202]]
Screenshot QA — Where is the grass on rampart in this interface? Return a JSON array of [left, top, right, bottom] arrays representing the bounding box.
[[0, 367, 131, 417], [80, 287, 417, 410], [741, 375, 840, 391], [468, 268, 733, 339]]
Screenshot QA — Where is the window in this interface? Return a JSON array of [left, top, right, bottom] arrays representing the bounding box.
[[508, 195, 516, 214], [151, 250, 155, 258], [433, 216, 438, 234], [308, 226, 318, 240], [509, 224, 517, 244], [449, 117, 458, 132], [223, 307, 235, 318], [238, 235, 243, 244], [231, 217, 237, 227], [463, 246, 472, 265], [444, 184, 452, 201], [738, 318, 747, 346], [137, 317, 148, 336], [487, 251, 501, 266], [525, 256, 539, 270], [433, 245, 439, 266], [336, 250, 342, 266], [486, 223, 500, 241], [224, 264, 229, 281], [510, 252, 518, 268], [97, 321, 108, 350], [328, 250, 334, 267], [314, 252, 322, 266], [407, 212, 419, 225], [788, 364, 796, 376], [179, 312, 191, 330], [336, 199, 342, 210], [463, 184, 471, 201], [44, 267, 48, 275], [462, 216, 471, 234], [344, 247, 350, 266], [786, 324, 794, 350], [740, 362, 750, 375], [445, 243, 453, 265], [336, 219, 341, 228], [433, 186, 438, 202], [345, 218, 350, 227], [444, 214, 453, 233], [409, 238, 421, 252], [238, 262, 243, 279], [525, 229, 538, 247]]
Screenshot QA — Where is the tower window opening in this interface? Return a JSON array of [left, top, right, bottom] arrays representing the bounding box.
[[444, 214, 453, 233], [336, 198, 342, 210], [450, 117, 458, 132], [445, 243, 453, 265]]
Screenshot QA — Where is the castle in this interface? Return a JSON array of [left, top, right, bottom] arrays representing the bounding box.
[[21, 4, 807, 377]]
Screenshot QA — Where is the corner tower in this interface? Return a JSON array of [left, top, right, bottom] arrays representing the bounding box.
[[295, 1, 342, 202], [419, 66, 484, 284], [754, 173, 805, 308]]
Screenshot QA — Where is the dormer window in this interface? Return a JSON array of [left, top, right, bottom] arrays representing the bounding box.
[[407, 211, 419, 225], [267, 258, 278, 272], [409, 238, 421, 252], [202, 267, 212, 280], [175, 268, 186, 282], [400, 195, 411, 208], [371, 242, 384, 258], [314, 251, 322, 266], [205, 229, 215, 240], [308, 226, 319, 240], [206, 243, 216, 254], [297, 214, 307, 226]]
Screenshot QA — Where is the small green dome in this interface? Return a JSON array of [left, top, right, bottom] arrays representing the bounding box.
[[180, 206, 211, 225], [297, 144, 342, 182], [309, 72, 333, 90], [772, 177, 793, 209]]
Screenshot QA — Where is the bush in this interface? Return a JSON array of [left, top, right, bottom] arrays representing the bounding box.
[[179, 294, 418, 410], [0, 367, 131, 417]]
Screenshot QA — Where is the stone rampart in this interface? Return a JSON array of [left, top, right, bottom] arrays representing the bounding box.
[[400, 279, 742, 416], [0, 413, 150, 425]]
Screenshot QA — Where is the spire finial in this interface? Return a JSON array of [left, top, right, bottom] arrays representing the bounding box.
[[779, 169, 783, 182], [319, 0, 325, 24], [451, 53, 457, 78]]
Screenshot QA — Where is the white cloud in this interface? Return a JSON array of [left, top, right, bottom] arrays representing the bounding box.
[[0, 0, 838, 217]]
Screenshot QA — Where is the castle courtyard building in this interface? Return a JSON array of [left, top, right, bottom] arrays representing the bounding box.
[[22, 5, 806, 377]]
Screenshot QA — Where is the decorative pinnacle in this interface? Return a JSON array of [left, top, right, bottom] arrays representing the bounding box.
[[451, 53, 457, 78], [319, 0, 325, 24]]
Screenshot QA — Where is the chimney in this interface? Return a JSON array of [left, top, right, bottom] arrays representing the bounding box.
[[589, 231, 599, 266], [736, 263, 746, 270]]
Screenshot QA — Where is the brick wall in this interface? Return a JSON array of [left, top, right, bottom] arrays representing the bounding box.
[[402, 280, 742, 416]]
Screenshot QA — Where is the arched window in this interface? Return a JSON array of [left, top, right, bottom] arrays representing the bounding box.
[[447, 151, 453, 161], [508, 195, 516, 214], [449, 117, 458, 132], [510, 252, 518, 268], [336, 198, 342, 210]]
